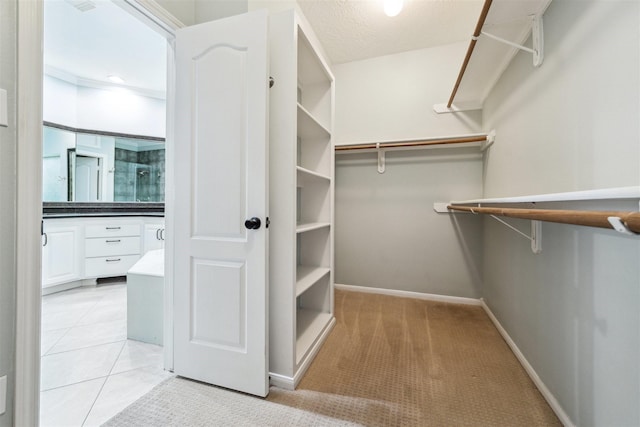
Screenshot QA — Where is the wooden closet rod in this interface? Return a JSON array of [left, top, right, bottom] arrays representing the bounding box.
[[447, 0, 493, 108], [335, 135, 488, 151], [447, 205, 640, 233]]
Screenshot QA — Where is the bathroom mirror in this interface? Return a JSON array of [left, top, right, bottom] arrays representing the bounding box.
[[42, 124, 165, 203]]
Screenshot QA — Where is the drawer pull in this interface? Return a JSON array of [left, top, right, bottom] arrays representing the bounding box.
[[105, 226, 121, 230], [105, 239, 121, 243], [106, 258, 121, 263]]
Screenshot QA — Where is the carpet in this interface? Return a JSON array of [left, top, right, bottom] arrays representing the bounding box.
[[104, 290, 561, 426]]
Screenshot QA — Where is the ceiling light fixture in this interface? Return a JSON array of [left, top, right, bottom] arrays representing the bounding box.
[[107, 75, 125, 84], [383, 0, 403, 17]]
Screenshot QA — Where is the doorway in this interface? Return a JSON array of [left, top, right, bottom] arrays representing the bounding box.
[[72, 154, 102, 202], [37, 1, 178, 425]]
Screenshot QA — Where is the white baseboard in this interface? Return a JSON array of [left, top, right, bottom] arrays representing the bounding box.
[[41, 280, 82, 296], [480, 299, 575, 427], [269, 372, 294, 390], [335, 283, 482, 306]]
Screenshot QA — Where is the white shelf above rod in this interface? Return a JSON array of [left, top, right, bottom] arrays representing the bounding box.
[[434, 186, 640, 253], [448, 186, 640, 205], [336, 131, 496, 174]]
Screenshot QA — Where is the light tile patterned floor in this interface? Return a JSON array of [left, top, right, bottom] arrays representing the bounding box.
[[40, 283, 173, 427]]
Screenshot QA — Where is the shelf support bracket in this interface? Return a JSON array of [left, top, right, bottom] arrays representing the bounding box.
[[476, 14, 544, 67], [482, 212, 542, 254], [377, 142, 386, 174]]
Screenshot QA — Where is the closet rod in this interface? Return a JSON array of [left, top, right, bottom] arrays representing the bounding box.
[[447, 0, 493, 108], [447, 205, 640, 233], [335, 135, 488, 151]]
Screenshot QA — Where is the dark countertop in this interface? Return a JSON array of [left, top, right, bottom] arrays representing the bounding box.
[[43, 202, 165, 218]]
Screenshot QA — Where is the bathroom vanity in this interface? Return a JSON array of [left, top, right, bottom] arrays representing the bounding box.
[[42, 203, 164, 295]]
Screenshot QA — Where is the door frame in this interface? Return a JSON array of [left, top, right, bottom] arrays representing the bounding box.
[[15, 1, 183, 424]]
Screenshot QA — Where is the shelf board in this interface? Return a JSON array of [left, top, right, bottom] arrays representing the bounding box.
[[296, 166, 331, 183], [296, 309, 332, 364], [450, 186, 640, 205], [296, 266, 330, 297], [297, 103, 331, 140], [296, 222, 330, 233], [449, 0, 553, 108]]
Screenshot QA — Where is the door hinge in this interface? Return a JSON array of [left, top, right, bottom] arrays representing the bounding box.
[[269, 77, 274, 89]]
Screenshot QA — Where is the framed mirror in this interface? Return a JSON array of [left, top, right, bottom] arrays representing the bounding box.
[[42, 123, 165, 203]]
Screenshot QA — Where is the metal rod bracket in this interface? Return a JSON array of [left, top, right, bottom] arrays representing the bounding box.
[[487, 213, 542, 254], [377, 142, 385, 174], [607, 216, 638, 236], [481, 130, 496, 151], [480, 15, 544, 67]]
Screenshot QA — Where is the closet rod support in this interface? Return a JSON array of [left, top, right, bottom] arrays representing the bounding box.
[[377, 142, 385, 174], [477, 15, 544, 67], [481, 130, 496, 151], [608, 217, 638, 236], [486, 214, 542, 254]]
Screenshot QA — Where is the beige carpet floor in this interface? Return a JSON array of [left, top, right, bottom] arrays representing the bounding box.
[[105, 290, 561, 426], [269, 290, 561, 426]]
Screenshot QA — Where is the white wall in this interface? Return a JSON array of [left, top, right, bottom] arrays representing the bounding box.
[[333, 43, 485, 298], [43, 76, 77, 127], [156, 0, 196, 26], [195, 0, 247, 23], [44, 75, 166, 137], [482, 2, 639, 196], [336, 149, 484, 297], [0, 1, 17, 425], [334, 42, 482, 144], [481, 1, 640, 425], [156, 0, 250, 25]]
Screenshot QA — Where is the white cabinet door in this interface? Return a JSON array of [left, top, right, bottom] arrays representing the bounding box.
[[42, 224, 82, 288], [144, 223, 165, 253], [173, 10, 269, 397]]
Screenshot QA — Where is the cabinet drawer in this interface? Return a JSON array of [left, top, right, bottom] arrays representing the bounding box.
[[85, 236, 141, 258], [85, 255, 141, 278], [85, 224, 141, 238]]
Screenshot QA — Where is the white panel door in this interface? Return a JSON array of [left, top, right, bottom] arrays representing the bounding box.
[[173, 10, 269, 397]]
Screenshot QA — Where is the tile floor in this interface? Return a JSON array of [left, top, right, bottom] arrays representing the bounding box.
[[40, 282, 173, 426]]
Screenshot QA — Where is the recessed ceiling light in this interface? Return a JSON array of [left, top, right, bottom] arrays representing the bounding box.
[[107, 75, 125, 84], [383, 0, 403, 17]]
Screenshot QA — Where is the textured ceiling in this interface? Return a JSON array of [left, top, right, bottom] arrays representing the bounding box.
[[298, 0, 484, 64], [44, 0, 167, 94], [44, 0, 484, 91]]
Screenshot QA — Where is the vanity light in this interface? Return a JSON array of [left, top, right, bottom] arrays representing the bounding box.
[[107, 75, 125, 84], [383, 0, 403, 17]]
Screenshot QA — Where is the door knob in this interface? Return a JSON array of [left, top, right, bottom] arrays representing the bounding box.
[[244, 217, 261, 230]]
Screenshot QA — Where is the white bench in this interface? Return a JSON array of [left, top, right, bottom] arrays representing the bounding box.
[[127, 249, 164, 345]]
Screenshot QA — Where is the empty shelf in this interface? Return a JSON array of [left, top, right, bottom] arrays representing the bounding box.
[[296, 266, 331, 297], [297, 104, 331, 140], [296, 309, 332, 364], [296, 222, 330, 233], [297, 166, 331, 184]]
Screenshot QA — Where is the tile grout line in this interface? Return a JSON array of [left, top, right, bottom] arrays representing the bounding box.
[[81, 340, 127, 427], [40, 375, 109, 394], [42, 338, 128, 358], [41, 327, 72, 357], [40, 284, 129, 426]]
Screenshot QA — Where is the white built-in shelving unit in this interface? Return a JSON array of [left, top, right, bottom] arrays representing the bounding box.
[[269, 9, 335, 389]]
